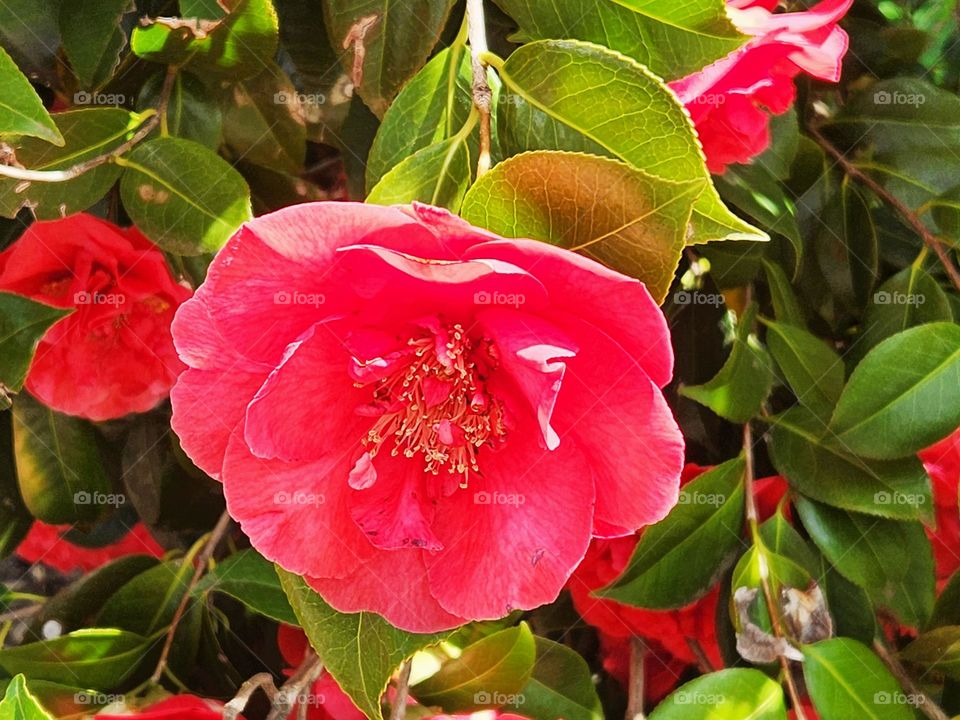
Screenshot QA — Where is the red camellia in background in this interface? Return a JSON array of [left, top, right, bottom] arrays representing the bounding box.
[[171, 201, 684, 632], [0, 214, 191, 421], [98, 695, 233, 719], [920, 427, 960, 588], [15, 521, 164, 573], [671, 0, 853, 173]]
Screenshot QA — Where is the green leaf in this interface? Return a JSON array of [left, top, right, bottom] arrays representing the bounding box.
[[492, 0, 746, 81], [97, 560, 192, 635], [901, 626, 960, 680], [492, 39, 765, 244], [505, 637, 602, 720], [762, 259, 805, 327], [769, 407, 932, 522], [858, 265, 954, 353], [680, 306, 773, 423], [413, 624, 536, 712], [803, 638, 913, 720], [119, 137, 252, 255], [13, 393, 111, 524], [648, 668, 787, 719], [818, 557, 875, 645], [827, 322, 960, 459], [599, 457, 745, 609], [460, 151, 701, 304], [194, 549, 297, 625], [764, 319, 844, 423], [132, 0, 278, 79], [0, 1, 62, 85], [0, 46, 62, 145], [137, 71, 223, 148], [931, 571, 960, 629], [221, 62, 306, 174], [0, 412, 30, 558], [367, 133, 472, 210], [796, 498, 934, 626], [0, 108, 140, 219], [0, 629, 153, 690], [366, 44, 473, 191], [278, 568, 449, 720], [59, 0, 130, 88], [0, 675, 53, 720], [324, 0, 457, 117], [0, 293, 71, 393], [930, 183, 960, 237]]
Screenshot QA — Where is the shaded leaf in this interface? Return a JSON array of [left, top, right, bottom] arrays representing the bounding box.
[[0, 292, 71, 393], [764, 319, 844, 423], [194, 549, 298, 625], [505, 637, 602, 720], [0, 46, 62, 145], [59, 0, 130, 88]]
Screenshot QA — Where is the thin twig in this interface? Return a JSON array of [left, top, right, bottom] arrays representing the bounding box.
[[743, 422, 808, 720], [810, 126, 960, 292], [390, 659, 413, 720], [0, 66, 178, 183], [150, 509, 232, 685], [873, 640, 951, 720], [685, 637, 716, 674], [626, 636, 646, 720], [466, 0, 492, 178], [224, 673, 278, 720], [266, 654, 323, 720], [0, 604, 42, 624]]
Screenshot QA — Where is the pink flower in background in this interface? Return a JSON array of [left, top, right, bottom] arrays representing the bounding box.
[[670, 0, 852, 173], [98, 696, 234, 719], [15, 521, 164, 573], [171, 201, 684, 632], [919, 427, 960, 588], [0, 214, 191, 420]]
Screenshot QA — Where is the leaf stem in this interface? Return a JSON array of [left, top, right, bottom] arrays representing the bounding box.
[[626, 636, 646, 720], [466, 0, 492, 178], [809, 126, 960, 293], [390, 659, 413, 720], [0, 66, 178, 184], [149, 508, 231, 685], [873, 639, 951, 720]]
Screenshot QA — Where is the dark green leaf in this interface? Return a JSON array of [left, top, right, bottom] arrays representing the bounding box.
[[769, 407, 932, 521], [59, 0, 130, 88], [901, 626, 960, 680], [803, 638, 913, 720], [765, 319, 844, 422], [828, 322, 960, 459], [194, 549, 297, 625], [324, 0, 457, 117], [505, 637, 602, 720], [119, 137, 252, 255], [460, 151, 701, 304], [0, 293, 71, 393], [0, 109, 139, 219], [599, 458, 745, 609], [796, 498, 934, 626], [97, 560, 192, 635], [648, 668, 786, 719], [492, 0, 746, 81], [858, 265, 954, 353], [762, 259, 805, 327], [137, 71, 223, 147], [492, 39, 764, 244], [0, 46, 62, 145], [413, 624, 536, 712], [278, 568, 448, 720], [13, 393, 111, 524]]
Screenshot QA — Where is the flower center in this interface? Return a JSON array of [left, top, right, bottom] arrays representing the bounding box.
[[358, 323, 508, 486]]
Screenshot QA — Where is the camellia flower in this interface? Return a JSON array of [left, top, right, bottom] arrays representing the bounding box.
[[98, 696, 234, 719], [919, 427, 960, 588], [568, 465, 787, 672], [15, 521, 164, 573], [171, 202, 684, 632], [0, 214, 191, 420], [669, 0, 853, 173]]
